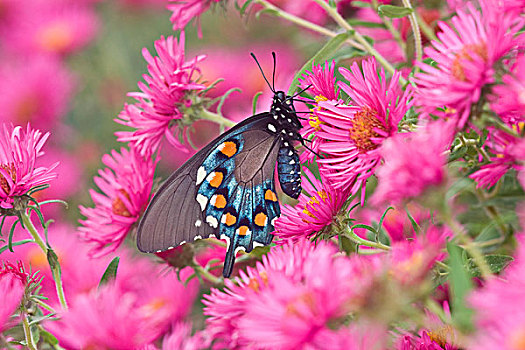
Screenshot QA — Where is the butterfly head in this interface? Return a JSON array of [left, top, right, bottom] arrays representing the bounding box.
[[271, 90, 302, 131]]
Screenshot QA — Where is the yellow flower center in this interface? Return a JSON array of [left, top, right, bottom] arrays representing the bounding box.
[[426, 325, 457, 348], [309, 95, 328, 131], [451, 42, 488, 82], [348, 107, 385, 153], [302, 190, 328, 222], [37, 21, 74, 53], [111, 189, 132, 217]]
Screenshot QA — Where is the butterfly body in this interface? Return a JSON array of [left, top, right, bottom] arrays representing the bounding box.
[[137, 90, 302, 277]]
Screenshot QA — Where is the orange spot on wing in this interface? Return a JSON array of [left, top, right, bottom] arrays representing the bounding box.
[[224, 213, 237, 226], [213, 194, 227, 208], [238, 226, 249, 236], [254, 212, 267, 227], [265, 189, 277, 202], [209, 172, 224, 188], [220, 141, 237, 157]]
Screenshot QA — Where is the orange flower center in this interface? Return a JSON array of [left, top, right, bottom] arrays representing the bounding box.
[[0, 164, 16, 194], [37, 21, 74, 54], [247, 271, 268, 292], [14, 94, 40, 123], [426, 325, 457, 348], [285, 291, 317, 318], [451, 42, 488, 82], [508, 326, 525, 350], [348, 107, 385, 153], [111, 189, 132, 217]]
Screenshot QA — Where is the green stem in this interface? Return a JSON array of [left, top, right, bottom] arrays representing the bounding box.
[[401, 0, 422, 65], [490, 117, 521, 137], [32, 298, 57, 314], [311, 0, 407, 85], [473, 188, 508, 239], [415, 10, 437, 42], [20, 212, 68, 310], [343, 227, 391, 251], [372, 0, 406, 54], [442, 214, 492, 280], [192, 260, 223, 285], [200, 109, 235, 128], [254, 0, 365, 51], [22, 313, 37, 350]]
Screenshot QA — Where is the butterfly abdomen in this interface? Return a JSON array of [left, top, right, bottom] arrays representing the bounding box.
[[277, 144, 301, 199]]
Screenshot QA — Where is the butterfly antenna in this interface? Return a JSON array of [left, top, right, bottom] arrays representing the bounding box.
[[250, 52, 275, 93], [300, 140, 323, 159], [272, 52, 276, 92], [286, 84, 312, 102]]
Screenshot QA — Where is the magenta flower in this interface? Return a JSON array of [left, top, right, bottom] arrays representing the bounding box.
[[79, 147, 156, 256], [298, 60, 341, 163], [0, 262, 25, 332], [372, 121, 454, 205], [167, 0, 221, 36], [203, 240, 365, 349], [0, 56, 74, 129], [414, 1, 523, 128], [468, 235, 525, 349], [314, 57, 412, 197], [161, 322, 209, 350], [274, 168, 351, 243], [491, 55, 525, 124], [115, 33, 206, 157], [470, 125, 525, 189], [0, 124, 58, 209]]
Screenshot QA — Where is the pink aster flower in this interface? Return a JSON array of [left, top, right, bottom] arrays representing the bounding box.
[[414, 1, 524, 128], [203, 240, 369, 349], [0, 56, 74, 128], [298, 60, 341, 163], [2, 2, 99, 56], [0, 124, 58, 209], [0, 262, 26, 332], [161, 322, 209, 350], [470, 125, 525, 189], [79, 147, 156, 256], [314, 57, 412, 197], [274, 168, 351, 243], [372, 121, 454, 205], [115, 33, 206, 157], [491, 55, 525, 124], [167, 0, 221, 37], [468, 234, 525, 349]]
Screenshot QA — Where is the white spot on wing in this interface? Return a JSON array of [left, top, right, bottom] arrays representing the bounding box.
[[156, 250, 162, 253], [235, 246, 246, 255], [220, 234, 231, 249], [271, 218, 277, 226], [196, 166, 206, 185], [206, 216, 218, 228], [194, 220, 202, 227], [194, 235, 202, 240], [196, 194, 208, 211], [253, 241, 264, 248], [268, 124, 277, 132], [284, 142, 289, 147], [288, 150, 293, 156], [289, 159, 295, 164], [179, 241, 186, 245]]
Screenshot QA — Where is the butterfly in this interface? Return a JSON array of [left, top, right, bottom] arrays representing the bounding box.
[[136, 53, 311, 277]]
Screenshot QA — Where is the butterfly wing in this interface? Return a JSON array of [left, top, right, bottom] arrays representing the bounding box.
[[137, 113, 281, 277]]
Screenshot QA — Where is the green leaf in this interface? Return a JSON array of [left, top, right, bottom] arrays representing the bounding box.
[[0, 239, 34, 254], [249, 245, 271, 258], [288, 32, 351, 95], [99, 257, 120, 287], [466, 254, 513, 277], [447, 242, 474, 332], [351, 1, 372, 8], [239, 0, 255, 16], [378, 4, 414, 18], [339, 234, 356, 255], [256, 8, 278, 20], [47, 248, 61, 273], [347, 19, 387, 29], [40, 330, 59, 346]]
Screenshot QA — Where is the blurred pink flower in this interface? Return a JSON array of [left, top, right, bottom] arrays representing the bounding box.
[[79, 147, 156, 256], [0, 124, 58, 209], [398, 332, 456, 350], [0, 56, 74, 129], [269, 0, 328, 26], [469, 235, 525, 349], [414, 1, 524, 128], [1, 2, 99, 56], [490, 55, 525, 124], [275, 168, 350, 243], [161, 322, 209, 350], [167, 0, 221, 36], [470, 125, 525, 189], [372, 122, 454, 205], [0, 262, 26, 332], [314, 57, 412, 198], [203, 240, 363, 349], [115, 33, 206, 157]]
